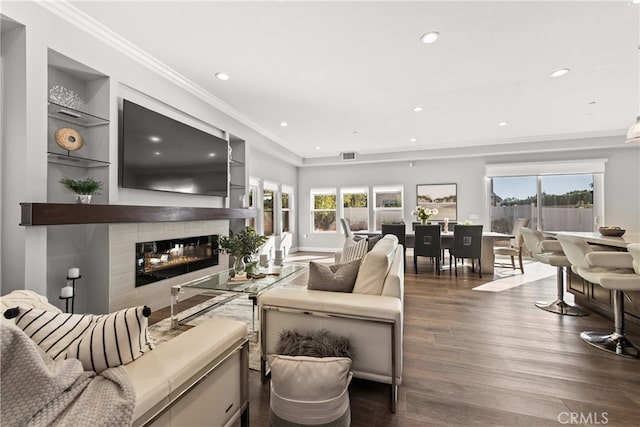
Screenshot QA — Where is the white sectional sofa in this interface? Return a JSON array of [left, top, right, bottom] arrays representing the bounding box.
[[126, 317, 249, 427], [1, 290, 249, 427], [258, 234, 404, 412]]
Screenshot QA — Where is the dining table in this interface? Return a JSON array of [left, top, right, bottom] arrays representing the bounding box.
[[354, 229, 514, 275]]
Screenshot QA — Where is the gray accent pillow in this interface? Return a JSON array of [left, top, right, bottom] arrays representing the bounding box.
[[307, 259, 361, 293]]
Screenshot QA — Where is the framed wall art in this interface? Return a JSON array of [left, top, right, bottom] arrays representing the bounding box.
[[416, 183, 457, 221]]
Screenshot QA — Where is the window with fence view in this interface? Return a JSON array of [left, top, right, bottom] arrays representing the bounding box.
[[491, 174, 594, 234], [342, 188, 368, 231], [312, 189, 337, 232]]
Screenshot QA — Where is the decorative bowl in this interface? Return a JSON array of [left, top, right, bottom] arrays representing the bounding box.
[[598, 227, 626, 237]]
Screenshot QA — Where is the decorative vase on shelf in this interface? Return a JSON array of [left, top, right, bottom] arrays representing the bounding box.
[[76, 195, 92, 204], [233, 256, 246, 275]]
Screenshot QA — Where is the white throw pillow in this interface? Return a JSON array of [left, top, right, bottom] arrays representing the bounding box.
[[268, 355, 352, 425], [340, 237, 368, 263], [67, 306, 155, 373], [9, 306, 154, 372], [10, 308, 98, 360], [352, 234, 398, 295]]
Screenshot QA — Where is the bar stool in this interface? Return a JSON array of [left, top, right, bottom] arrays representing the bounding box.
[[574, 243, 640, 358], [521, 228, 587, 316]]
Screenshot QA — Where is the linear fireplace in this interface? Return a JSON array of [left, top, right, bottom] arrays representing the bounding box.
[[135, 235, 218, 287]]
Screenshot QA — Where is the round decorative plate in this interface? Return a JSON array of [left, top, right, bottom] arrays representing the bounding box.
[[54, 127, 84, 151]]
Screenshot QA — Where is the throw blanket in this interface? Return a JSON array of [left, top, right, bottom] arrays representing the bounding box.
[[1, 322, 135, 426]]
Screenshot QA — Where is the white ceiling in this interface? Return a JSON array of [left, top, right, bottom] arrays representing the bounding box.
[[68, 1, 639, 161]]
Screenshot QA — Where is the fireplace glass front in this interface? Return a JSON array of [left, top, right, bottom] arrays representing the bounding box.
[[135, 235, 218, 287]]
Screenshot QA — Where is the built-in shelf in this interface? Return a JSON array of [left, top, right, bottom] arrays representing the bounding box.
[[229, 159, 245, 167], [47, 152, 110, 168], [47, 102, 109, 127], [229, 183, 246, 190], [20, 203, 256, 226]]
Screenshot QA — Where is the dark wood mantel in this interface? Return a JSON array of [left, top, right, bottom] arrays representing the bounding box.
[[20, 203, 256, 226]]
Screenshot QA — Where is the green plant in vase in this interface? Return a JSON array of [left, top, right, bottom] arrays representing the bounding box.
[[217, 227, 269, 274], [59, 176, 103, 204]]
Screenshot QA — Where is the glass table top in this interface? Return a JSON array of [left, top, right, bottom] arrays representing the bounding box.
[[182, 263, 306, 295]]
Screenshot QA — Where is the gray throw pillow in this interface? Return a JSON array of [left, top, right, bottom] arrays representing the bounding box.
[[307, 259, 361, 293]]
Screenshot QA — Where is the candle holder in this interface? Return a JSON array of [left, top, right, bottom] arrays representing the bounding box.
[[59, 275, 81, 313]]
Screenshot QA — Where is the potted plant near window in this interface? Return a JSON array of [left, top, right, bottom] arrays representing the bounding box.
[[217, 227, 269, 274], [59, 176, 103, 204]]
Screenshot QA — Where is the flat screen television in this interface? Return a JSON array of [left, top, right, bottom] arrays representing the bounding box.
[[120, 99, 229, 197]]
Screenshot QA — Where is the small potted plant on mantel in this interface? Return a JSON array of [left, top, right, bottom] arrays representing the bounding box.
[[217, 226, 269, 275], [59, 176, 103, 204]]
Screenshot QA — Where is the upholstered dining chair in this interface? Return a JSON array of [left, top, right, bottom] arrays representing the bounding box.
[[493, 218, 530, 274], [520, 228, 586, 316], [449, 225, 483, 278], [413, 224, 441, 275], [340, 218, 353, 239], [557, 237, 639, 358]]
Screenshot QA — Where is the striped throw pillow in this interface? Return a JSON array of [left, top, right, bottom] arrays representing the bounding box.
[[340, 237, 368, 263], [11, 308, 97, 360], [67, 306, 155, 373]]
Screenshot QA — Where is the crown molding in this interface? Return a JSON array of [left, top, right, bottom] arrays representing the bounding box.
[[36, 0, 300, 155]]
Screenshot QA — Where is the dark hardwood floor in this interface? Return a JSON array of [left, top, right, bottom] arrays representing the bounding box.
[[244, 254, 640, 426]]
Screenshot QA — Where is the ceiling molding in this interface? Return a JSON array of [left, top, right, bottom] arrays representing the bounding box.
[[302, 134, 632, 167], [36, 0, 301, 156]]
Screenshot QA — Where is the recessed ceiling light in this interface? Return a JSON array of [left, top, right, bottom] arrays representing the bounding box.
[[280, 122, 288, 127], [154, 151, 161, 156], [315, 146, 321, 150], [550, 68, 570, 77], [498, 121, 508, 127], [410, 138, 417, 142], [413, 106, 423, 112], [208, 153, 216, 157], [149, 136, 161, 142], [420, 31, 440, 44], [215, 72, 229, 81]]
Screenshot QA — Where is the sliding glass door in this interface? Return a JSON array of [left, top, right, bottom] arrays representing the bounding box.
[[491, 174, 594, 233]]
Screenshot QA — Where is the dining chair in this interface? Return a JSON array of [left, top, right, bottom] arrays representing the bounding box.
[[449, 225, 483, 278], [413, 225, 441, 275], [382, 223, 406, 269], [493, 218, 530, 273], [340, 218, 353, 239]]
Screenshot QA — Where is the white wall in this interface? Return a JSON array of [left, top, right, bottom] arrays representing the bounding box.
[[298, 140, 640, 251], [0, 2, 300, 296]]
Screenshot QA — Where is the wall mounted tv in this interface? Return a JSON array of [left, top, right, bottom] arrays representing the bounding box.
[[119, 99, 229, 197]]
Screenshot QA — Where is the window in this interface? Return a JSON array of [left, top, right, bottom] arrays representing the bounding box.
[[311, 189, 337, 232], [373, 186, 403, 230], [263, 189, 274, 236], [247, 181, 258, 230], [282, 187, 293, 233], [540, 174, 593, 231], [490, 174, 595, 233], [490, 176, 537, 233], [341, 187, 369, 232]]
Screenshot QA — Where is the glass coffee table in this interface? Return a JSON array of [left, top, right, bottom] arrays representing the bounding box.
[[170, 263, 306, 332]]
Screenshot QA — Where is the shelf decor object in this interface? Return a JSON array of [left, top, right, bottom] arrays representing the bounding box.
[[48, 85, 86, 111], [54, 127, 84, 151], [59, 176, 103, 204]]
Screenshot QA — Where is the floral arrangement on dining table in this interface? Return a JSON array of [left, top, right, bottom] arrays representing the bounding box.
[[411, 206, 439, 224]]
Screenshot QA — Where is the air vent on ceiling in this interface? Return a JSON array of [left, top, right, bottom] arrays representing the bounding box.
[[341, 152, 357, 161]]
